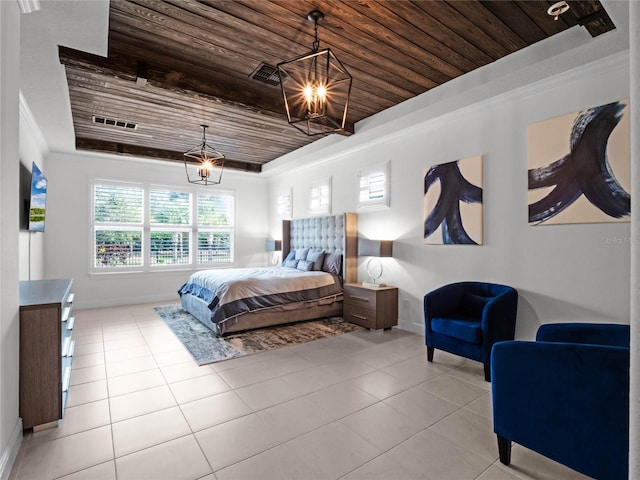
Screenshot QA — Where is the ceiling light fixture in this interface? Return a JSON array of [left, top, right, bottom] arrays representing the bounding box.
[[184, 124, 225, 186], [277, 10, 352, 136], [547, 1, 570, 21]]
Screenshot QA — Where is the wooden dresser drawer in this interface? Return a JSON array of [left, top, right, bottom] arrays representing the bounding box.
[[343, 283, 398, 330]]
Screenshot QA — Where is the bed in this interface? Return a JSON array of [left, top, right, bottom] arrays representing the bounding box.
[[178, 213, 357, 335]]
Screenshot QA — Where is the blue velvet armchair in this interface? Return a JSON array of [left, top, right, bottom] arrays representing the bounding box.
[[492, 323, 630, 480], [423, 282, 518, 381]]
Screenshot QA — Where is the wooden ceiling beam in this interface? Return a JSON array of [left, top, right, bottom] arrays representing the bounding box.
[[75, 137, 263, 173]]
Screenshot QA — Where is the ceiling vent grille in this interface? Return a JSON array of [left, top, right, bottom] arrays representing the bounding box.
[[92, 115, 138, 130], [250, 63, 280, 86]]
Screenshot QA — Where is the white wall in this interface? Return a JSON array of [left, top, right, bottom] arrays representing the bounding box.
[[43, 152, 269, 309], [0, 2, 23, 479], [266, 13, 631, 339]]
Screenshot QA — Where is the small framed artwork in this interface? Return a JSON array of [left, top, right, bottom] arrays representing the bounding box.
[[528, 99, 630, 225], [423, 155, 483, 245]]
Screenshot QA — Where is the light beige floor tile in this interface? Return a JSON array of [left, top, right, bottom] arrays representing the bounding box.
[[160, 360, 212, 383], [386, 429, 492, 480], [422, 373, 488, 406], [104, 345, 152, 363], [169, 373, 231, 404], [476, 464, 522, 480], [464, 391, 493, 420], [430, 407, 498, 462], [112, 406, 191, 457], [103, 336, 148, 352], [342, 369, 413, 400], [383, 383, 459, 428], [73, 341, 104, 356], [382, 355, 448, 387], [145, 338, 187, 355], [304, 381, 378, 421], [340, 453, 418, 480], [72, 326, 103, 338], [72, 352, 105, 370], [217, 353, 315, 389], [105, 354, 158, 378], [181, 391, 252, 432], [66, 379, 109, 408], [107, 368, 166, 397], [340, 401, 425, 451], [216, 422, 379, 480], [109, 385, 176, 423], [70, 364, 107, 386], [31, 399, 111, 442], [115, 435, 212, 480], [447, 359, 492, 389], [56, 460, 116, 480], [73, 334, 103, 346], [234, 376, 302, 411], [16, 426, 113, 480], [153, 348, 194, 367], [195, 413, 276, 471]]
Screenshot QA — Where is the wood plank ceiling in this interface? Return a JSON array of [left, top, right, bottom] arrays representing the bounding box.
[[59, 0, 615, 173]]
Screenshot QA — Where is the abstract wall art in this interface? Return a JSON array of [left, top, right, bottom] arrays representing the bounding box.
[[423, 155, 483, 245], [528, 100, 630, 225]]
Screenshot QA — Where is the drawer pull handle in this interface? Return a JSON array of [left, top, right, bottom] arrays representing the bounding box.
[[350, 295, 370, 302], [351, 313, 367, 320]]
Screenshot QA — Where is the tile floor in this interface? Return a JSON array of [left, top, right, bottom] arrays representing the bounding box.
[[9, 302, 590, 480]]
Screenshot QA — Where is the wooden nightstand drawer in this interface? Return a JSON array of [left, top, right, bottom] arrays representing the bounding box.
[[343, 283, 398, 330]]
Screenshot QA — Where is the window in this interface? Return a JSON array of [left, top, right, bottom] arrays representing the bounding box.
[[277, 189, 292, 219], [310, 177, 331, 215], [357, 161, 390, 209], [92, 181, 234, 273]]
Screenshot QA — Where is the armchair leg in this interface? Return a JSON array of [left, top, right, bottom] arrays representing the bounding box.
[[483, 363, 491, 382], [497, 435, 512, 465], [427, 347, 434, 362]]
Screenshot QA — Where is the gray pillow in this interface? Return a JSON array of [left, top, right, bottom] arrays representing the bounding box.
[[283, 259, 299, 268], [322, 252, 342, 275], [306, 250, 325, 271], [296, 260, 314, 272], [294, 248, 310, 260]]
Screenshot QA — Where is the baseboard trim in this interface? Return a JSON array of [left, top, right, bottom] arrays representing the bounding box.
[[0, 418, 23, 480]]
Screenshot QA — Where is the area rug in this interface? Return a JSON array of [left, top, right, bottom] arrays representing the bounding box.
[[154, 305, 363, 366]]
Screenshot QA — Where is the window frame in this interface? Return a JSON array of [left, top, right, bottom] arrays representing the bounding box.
[[90, 179, 235, 274], [309, 177, 332, 216], [357, 160, 390, 210]]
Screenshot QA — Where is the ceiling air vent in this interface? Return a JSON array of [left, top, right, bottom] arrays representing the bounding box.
[[250, 63, 280, 86], [92, 115, 138, 130]]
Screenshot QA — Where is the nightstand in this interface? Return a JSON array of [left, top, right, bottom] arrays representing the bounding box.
[[343, 283, 398, 330]]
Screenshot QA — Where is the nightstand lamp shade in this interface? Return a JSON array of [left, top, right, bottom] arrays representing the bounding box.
[[266, 240, 282, 252], [358, 238, 393, 288]]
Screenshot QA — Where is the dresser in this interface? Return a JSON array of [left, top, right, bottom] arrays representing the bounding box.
[[343, 283, 398, 330], [19, 278, 75, 430]]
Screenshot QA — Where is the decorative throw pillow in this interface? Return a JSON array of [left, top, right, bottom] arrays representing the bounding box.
[[296, 260, 314, 272], [322, 252, 342, 275], [295, 248, 310, 260], [283, 251, 295, 263], [283, 258, 299, 268], [306, 250, 325, 271]]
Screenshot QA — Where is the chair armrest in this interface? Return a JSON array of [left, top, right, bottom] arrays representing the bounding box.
[[491, 340, 629, 480], [536, 323, 630, 347], [480, 288, 518, 345]]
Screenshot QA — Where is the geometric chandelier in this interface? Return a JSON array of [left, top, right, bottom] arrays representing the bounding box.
[[183, 124, 225, 186], [277, 10, 352, 136]]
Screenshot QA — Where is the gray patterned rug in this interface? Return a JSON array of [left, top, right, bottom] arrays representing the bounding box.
[[154, 305, 363, 366]]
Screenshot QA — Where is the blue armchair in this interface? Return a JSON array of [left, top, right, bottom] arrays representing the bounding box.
[[492, 323, 630, 480], [423, 282, 518, 381]]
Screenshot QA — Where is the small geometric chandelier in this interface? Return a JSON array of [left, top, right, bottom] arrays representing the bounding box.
[[277, 10, 352, 136], [183, 124, 225, 186]]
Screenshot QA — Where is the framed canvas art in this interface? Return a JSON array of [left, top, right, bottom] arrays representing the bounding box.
[[527, 100, 630, 225], [423, 155, 483, 245]]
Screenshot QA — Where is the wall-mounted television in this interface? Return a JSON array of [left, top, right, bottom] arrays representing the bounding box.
[[28, 162, 47, 232]]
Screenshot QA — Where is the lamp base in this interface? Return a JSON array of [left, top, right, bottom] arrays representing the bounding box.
[[362, 282, 387, 289]]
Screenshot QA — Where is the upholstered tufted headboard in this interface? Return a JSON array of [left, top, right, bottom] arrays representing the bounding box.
[[282, 213, 357, 284]]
